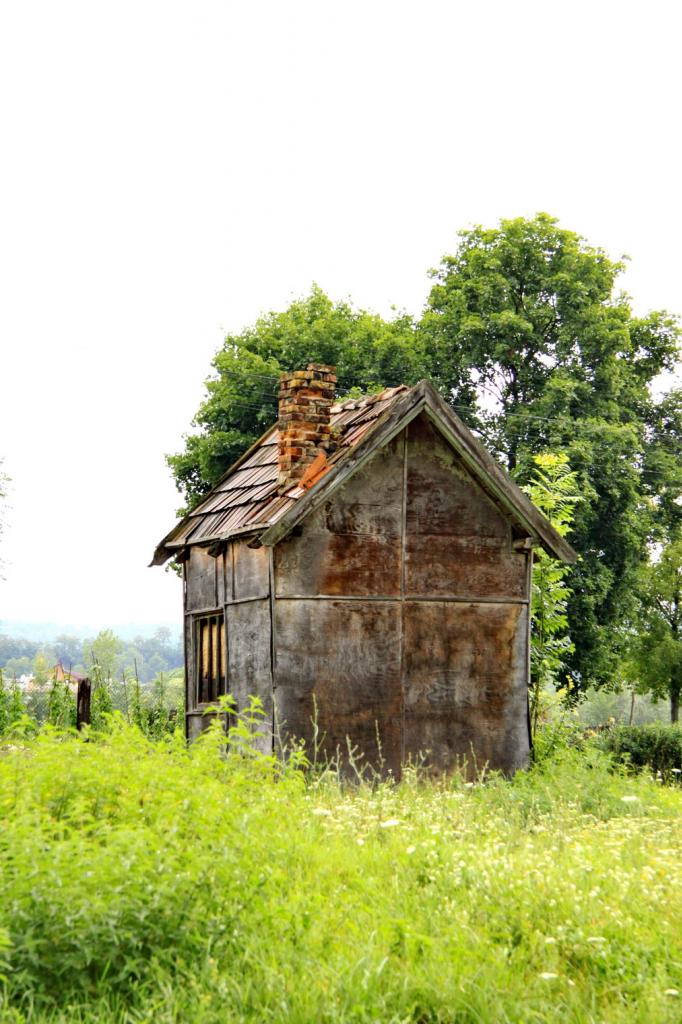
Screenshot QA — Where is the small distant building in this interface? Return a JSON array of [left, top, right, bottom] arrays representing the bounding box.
[[152, 365, 575, 776], [51, 662, 85, 687], [17, 662, 85, 693]]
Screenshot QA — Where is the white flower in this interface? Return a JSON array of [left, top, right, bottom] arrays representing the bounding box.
[[406, 845, 416, 855], [587, 937, 606, 944], [544, 937, 557, 945], [379, 818, 401, 828], [620, 795, 638, 803], [664, 989, 679, 997], [539, 972, 559, 980], [311, 807, 331, 816]]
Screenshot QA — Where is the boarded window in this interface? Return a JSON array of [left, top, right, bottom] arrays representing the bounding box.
[[195, 613, 225, 704]]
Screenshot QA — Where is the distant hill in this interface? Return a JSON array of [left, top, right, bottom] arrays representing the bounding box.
[[0, 620, 181, 642]]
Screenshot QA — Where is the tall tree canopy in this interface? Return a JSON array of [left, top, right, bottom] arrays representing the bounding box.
[[422, 214, 681, 687], [632, 539, 682, 722], [169, 214, 682, 690], [167, 286, 421, 511]]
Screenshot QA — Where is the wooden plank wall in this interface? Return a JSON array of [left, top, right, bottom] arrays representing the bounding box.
[[184, 541, 273, 750]]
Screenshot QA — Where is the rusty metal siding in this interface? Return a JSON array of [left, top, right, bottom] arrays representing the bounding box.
[[274, 436, 404, 598], [271, 412, 531, 776], [405, 415, 525, 601], [274, 598, 402, 772], [401, 601, 529, 775]]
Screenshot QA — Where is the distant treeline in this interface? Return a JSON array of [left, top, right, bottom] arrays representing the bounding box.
[[0, 627, 183, 684]]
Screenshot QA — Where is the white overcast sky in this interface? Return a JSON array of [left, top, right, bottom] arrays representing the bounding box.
[[1, 0, 681, 632]]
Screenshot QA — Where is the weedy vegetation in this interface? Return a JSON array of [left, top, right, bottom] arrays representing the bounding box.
[[0, 703, 681, 1023]]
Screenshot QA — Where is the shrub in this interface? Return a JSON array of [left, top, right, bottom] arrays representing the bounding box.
[[599, 722, 682, 780]]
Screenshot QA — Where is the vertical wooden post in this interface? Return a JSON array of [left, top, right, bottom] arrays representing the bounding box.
[[77, 677, 92, 730]]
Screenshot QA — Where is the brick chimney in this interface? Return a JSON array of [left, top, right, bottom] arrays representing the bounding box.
[[278, 364, 337, 492]]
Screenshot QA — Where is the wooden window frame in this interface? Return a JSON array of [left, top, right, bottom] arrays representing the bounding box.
[[194, 611, 226, 707]]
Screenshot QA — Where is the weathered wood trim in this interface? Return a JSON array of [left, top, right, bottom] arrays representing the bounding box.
[[224, 594, 271, 606], [525, 548, 534, 750], [406, 595, 530, 606], [274, 593, 401, 602], [399, 426, 408, 768], [273, 593, 530, 605], [185, 604, 229, 616], [183, 561, 190, 736], [268, 546, 277, 753], [418, 387, 576, 563]]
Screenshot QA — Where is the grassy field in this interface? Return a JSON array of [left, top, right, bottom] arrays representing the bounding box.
[[1, 714, 681, 1023]]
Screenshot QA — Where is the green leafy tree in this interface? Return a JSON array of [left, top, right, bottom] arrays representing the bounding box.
[[422, 214, 681, 687], [642, 387, 682, 542], [46, 679, 76, 729], [8, 679, 26, 724], [32, 653, 51, 688], [167, 285, 422, 511], [84, 629, 122, 683], [633, 539, 682, 722], [524, 453, 580, 738]]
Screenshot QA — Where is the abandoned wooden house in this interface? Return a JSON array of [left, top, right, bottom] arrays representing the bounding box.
[[152, 364, 575, 776]]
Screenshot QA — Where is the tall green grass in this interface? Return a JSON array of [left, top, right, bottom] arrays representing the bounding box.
[[1, 709, 681, 1023]]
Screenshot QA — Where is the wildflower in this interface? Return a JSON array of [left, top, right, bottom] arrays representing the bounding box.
[[544, 937, 557, 945], [620, 795, 638, 803], [311, 808, 331, 816], [379, 818, 401, 828], [406, 845, 416, 855], [664, 989, 679, 997], [539, 972, 559, 980], [587, 937, 606, 944], [356, 838, 365, 846]]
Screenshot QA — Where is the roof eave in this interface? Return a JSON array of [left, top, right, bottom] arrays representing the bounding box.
[[150, 424, 279, 568], [417, 385, 577, 563]]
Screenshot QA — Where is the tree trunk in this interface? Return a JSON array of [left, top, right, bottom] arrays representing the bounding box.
[[671, 689, 680, 725], [77, 677, 92, 730]]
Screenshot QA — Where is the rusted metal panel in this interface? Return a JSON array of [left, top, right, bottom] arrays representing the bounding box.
[[274, 436, 404, 597], [405, 415, 526, 600], [226, 598, 272, 755], [274, 598, 403, 774], [233, 540, 270, 600], [185, 546, 217, 611], [402, 600, 529, 775]]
